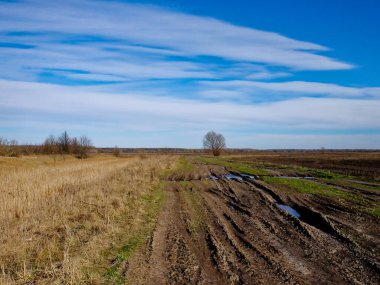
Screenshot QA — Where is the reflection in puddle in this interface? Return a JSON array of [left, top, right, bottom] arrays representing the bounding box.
[[225, 174, 243, 181], [241, 174, 256, 180], [277, 204, 301, 218]]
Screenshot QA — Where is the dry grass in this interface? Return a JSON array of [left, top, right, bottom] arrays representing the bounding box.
[[0, 154, 176, 284]]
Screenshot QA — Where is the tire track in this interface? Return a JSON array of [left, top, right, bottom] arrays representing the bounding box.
[[128, 168, 380, 285]]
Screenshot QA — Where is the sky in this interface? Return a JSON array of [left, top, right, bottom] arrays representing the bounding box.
[[0, 0, 380, 149]]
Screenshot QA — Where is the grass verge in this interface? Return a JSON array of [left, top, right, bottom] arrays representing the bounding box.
[[263, 177, 362, 201], [160, 156, 195, 179], [105, 182, 165, 284]]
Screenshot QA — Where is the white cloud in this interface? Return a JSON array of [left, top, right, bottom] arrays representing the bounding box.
[[1, 79, 379, 131], [364, 87, 380, 97], [245, 71, 291, 80], [197, 89, 247, 100], [200, 80, 380, 98], [0, 43, 214, 81], [0, 0, 352, 74]]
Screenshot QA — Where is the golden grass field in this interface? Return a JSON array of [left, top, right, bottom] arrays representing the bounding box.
[[0, 154, 176, 284]]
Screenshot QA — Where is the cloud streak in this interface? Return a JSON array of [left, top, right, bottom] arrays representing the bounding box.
[[1, 79, 379, 130], [200, 80, 380, 99], [0, 0, 352, 86]]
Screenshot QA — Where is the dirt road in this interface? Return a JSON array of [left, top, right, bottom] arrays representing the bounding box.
[[127, 161, 380, 285]]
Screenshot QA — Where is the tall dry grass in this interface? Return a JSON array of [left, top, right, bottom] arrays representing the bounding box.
[[0, 156, 131, 223], [0, 154, 176, 284]]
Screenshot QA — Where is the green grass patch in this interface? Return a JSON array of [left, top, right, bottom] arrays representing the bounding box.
[[160, 156, 195, 178], [272, 164, 350, 179], [361, 204, 380, 218], [262, 163, 355, 180], [309, 169, 349, 179], [355, 183, 380, 191], [263, 177, 364, 202], [175, 156, 195, 173], [198, 156, 272, 176]]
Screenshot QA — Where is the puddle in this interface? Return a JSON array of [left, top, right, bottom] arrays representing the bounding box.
[[277, 204, 301, 218], [240, 174, 256, 180], [208, 175, 219, 180], [224, 174, 243, 182]]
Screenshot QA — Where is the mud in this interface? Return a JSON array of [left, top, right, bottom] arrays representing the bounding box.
[[127, 162, 380, 285], [233, 151, 380, 179]]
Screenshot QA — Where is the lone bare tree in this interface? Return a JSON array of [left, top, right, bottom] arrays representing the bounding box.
[[203, 131, 226, 156]]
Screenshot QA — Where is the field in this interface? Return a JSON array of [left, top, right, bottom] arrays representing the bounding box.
[[0, 151, 379, 284]]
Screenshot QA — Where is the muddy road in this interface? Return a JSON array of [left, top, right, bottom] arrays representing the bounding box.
[[126, 158, 380, 285]]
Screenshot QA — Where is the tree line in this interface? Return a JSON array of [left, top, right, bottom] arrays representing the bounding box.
[[0, 137, 19, 157], [1, 130, 226, 157], [42, 131, 93, 158], [0, 131, 93, 158]]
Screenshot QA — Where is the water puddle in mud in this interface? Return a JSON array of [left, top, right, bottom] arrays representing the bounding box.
[[209, 174, 256, 181], [277, 204, 301, 218], [224, 174, 243, 181], [208, 175, 219, 180], [240, 174, 256, 180]]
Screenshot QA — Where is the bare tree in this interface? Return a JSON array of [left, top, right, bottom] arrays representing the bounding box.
[[80, 136, 92, 149], [43, 135, 58, 154], [78, 135, 93, 158], [203, 131, 226, 156], [71, 137, 80, 155], [58, 131, 71, 154]]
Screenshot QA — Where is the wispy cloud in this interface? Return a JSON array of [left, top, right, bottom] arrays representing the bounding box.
[[1, 79, 379, 130], [0, 0, 353, 85], [200, 80, 380, 99], [0, 42, 214, 81]]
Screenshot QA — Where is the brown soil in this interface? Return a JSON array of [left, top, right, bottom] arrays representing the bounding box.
[[234, 151, 380, 179], [127, 163, 380, 285]]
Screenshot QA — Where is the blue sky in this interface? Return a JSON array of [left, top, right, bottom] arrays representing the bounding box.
[[0, 0, 379, 148]]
